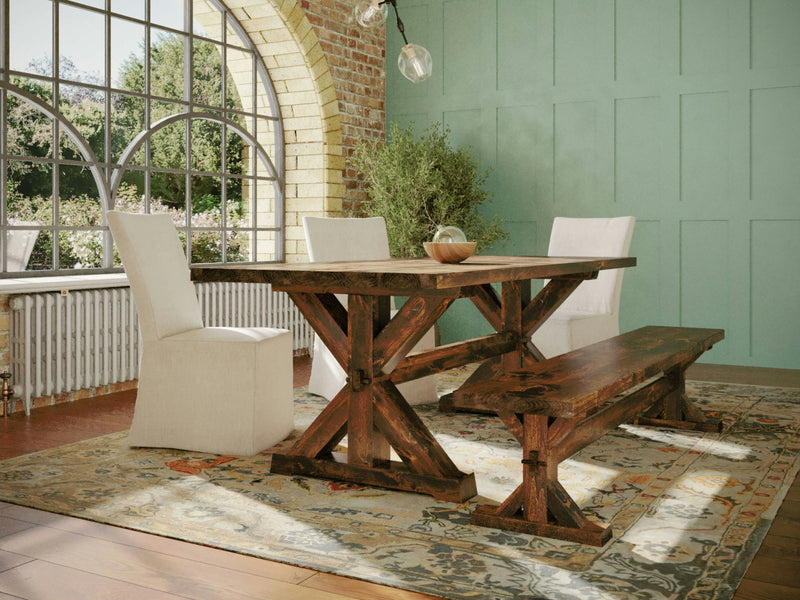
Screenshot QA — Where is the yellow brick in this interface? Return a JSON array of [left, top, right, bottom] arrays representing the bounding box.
[[285, 78, 315, 93], [285, 145, 325, 158], [295, 182, 325, 198], [286, 197, 326, 213], [285, 168, 324, 184]]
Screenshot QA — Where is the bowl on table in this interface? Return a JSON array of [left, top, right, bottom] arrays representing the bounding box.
[[423, 241, 477, 264]]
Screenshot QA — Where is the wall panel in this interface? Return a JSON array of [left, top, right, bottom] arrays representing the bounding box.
[[386, 1, 800, 367], [750, 86, 800, 211], [680, 220, 729, 362], [751, 220, 800, 368], [680, 92, 730, 207]]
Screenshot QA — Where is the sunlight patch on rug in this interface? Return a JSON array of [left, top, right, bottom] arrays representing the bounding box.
[[0, 377, 798, 600]]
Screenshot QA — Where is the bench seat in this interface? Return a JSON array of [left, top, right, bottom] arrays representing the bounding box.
[[450, 325, 725, 545]]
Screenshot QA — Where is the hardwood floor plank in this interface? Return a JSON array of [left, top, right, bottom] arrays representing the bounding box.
[[0, 549, 31, 574], [742, 554, 800, 588], [0, 517, 34, 539], [751, 534, 800, 561], [732, 577, 800, 600], [768, 513, 800, 540], [0, 560, 188, 600], [0, 524, 353, 600], [0, 505, 314, 585], [302, 572, 441, 600]]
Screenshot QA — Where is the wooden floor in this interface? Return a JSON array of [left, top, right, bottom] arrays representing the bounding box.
[[0, 358, 797, 599]]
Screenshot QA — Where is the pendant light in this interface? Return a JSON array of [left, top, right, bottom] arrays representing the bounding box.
[[354, 0, 432, 83]]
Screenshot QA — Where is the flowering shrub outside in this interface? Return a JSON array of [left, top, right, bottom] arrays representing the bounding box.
[[7, 181, 248, 269]]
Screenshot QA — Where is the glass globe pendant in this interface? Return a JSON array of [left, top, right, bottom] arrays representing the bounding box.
[[398, 43, 432, 83], [354, 0, 388, 28]]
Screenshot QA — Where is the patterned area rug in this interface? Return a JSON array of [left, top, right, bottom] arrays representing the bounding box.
[[0, 372, 798, 600]]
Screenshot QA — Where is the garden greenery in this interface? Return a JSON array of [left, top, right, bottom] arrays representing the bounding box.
[[350, 122, 506, 258]]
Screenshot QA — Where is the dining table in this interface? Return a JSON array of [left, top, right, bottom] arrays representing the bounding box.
[[191, 254, 636, 503]]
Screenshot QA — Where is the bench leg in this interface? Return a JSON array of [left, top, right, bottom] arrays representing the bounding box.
[[470, 414, 612, 546], [635, 365, 723, 433]]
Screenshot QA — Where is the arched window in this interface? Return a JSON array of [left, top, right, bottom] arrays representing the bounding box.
[[0, 0, 284, 275]]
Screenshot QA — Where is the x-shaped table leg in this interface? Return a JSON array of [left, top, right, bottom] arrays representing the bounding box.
[[270, 290, 477, 502]]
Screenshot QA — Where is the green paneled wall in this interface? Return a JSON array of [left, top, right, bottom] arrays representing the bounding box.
[[385, 0, 800, 369]]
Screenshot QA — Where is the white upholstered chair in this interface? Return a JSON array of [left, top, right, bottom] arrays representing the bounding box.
[[6, 222, 39, 271], [531, 216, 636, 358], [303, 216, 438, 405], [107, 211, 294, 456]]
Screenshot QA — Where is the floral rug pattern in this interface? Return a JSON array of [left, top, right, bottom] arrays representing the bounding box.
[[0, 373, 798, 600]]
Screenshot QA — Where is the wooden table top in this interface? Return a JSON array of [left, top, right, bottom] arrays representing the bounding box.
[[191, 255, 636, 295]]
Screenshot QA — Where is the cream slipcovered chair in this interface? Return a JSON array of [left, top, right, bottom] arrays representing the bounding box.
[[303, 216, 438, 405], [107, 211, 294, 456], [531, 216, 636, 358]]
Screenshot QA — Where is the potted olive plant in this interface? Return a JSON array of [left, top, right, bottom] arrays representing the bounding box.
[[350, 122, 506, 258]]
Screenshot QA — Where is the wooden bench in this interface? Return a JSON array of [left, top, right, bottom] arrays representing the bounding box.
[[450, 325, 725, 546]]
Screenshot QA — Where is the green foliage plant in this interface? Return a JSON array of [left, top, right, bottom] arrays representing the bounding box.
[[350, 122, 506, 258]]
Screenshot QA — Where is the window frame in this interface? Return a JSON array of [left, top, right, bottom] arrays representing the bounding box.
[[0, 0, 285, 277]]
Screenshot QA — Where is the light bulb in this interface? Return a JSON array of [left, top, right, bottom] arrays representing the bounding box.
[[398, 43, 432, 83], [355, 0, 388, 28]]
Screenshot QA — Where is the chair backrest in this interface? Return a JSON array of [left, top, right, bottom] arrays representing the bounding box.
[[303, 216, 391, 262], [547, 216, 636, 315], [107, 211, 203, 341], [6, 222, 39, 271]]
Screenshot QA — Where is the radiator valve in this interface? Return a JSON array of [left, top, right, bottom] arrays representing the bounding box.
[[1, 371, 13, 418]]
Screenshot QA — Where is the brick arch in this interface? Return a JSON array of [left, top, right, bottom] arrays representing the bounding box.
[[221, 0, 346, 260]]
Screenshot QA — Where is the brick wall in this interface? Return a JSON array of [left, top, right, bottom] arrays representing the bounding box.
[[299, 0, 386, 213]]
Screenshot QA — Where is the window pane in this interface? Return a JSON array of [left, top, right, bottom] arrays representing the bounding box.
[[190, 230, 223, 263], [58, 165, 99, 221], [150, 121, 186, 170], [60, 229, 104, 269], [192, 39, 223, 107], [255, 79, 276, 118], [251, 179, 277, 228], [150, 31, 185, 101], [113, 179, 144, 212], [191, 176, 222, 214], [225, 16, 249, 50], [226, 47, 253, 113], [71, 0, 104, 9], [111, 93, 146, 165], [111, 17, 146, 93], [60, 86, 105, 161], [24, 230, 54, 271], [59, 4, 105, 86], [255, 230, 277, 262], [9, 0, 53, 74], [225, 177, 243, 206], [191, 120, 222, 173], [225, 128, 247, 176], [151, 171, 186, 209], [226, 230, 252, 262], [5, 93, 54, 159], [5, 226, 42, 271], [7, 161, 53, 212], [193, 0, 223, 42], [111, 0, 144, 20], [150, 0, 184, 31]]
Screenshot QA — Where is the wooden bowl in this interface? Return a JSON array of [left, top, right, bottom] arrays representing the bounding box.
[[423, 241, 477, 264]]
